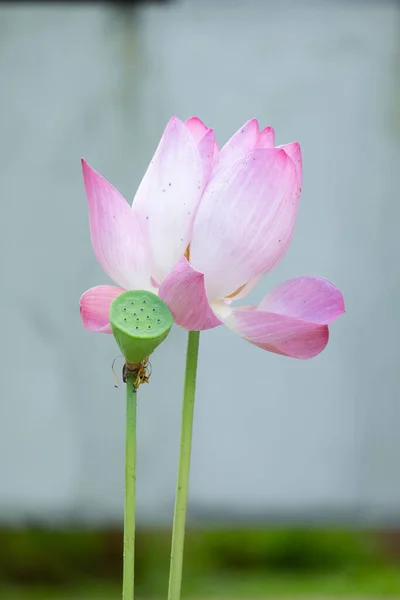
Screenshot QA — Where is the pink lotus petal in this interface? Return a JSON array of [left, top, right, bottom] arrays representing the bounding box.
[[214, 119, 259, 175], [225, 307, 329, 359], [279, 141, 302, 191], [132, 117, 204, 283], [185, 117, 219, 172], [259, 276, 345, 324], [82, 160, 152, 290], [80, 285, 125, 333], [190, 148, 298, 300], [185, 116, 209, 144], [150, 276, 160, 289], [185, 117, 219, 187], [257, 126, 275, 148], [158, 257, 222, 331], [198, 128, 217, 186]]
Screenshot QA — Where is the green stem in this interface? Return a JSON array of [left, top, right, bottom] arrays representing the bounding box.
[[168, 330, 200, 600], [122, 376, 137, 600]]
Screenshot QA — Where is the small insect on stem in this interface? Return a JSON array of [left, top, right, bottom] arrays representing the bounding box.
[[123, 358, 152, 387]]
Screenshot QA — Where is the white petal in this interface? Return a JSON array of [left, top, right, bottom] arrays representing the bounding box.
[[133, 117, 204, 283]]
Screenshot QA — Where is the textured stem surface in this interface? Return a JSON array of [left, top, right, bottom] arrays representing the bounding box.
[[168, 330, 200, 600], [122, 376, 137, 600]]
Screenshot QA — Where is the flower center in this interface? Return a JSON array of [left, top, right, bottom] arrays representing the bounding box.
[[225, 282, 246, 299], [184, 243, 245, 301]]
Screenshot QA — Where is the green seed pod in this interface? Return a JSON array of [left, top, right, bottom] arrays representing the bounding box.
[[110, 290, 173, 365]]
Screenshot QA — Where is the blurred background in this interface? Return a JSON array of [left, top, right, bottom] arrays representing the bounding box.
[[1, 0, 400, 598]]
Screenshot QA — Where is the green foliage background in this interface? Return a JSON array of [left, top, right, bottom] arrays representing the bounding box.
[[1, 528, 400, 598]]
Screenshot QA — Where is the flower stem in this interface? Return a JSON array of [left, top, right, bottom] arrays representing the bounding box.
[[122, 376, 137, 600], [168, 330, 200, 600]]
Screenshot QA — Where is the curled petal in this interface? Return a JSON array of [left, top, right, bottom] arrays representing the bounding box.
[[214, 119, 259, 174], [224, 308, 329, 359], [158, 258, 222, 331], [259, 276, 345, 324], [279, 141, 302, 191], [185, 117, 219, 174], [185, 116, 209, 144], [257, 126, 275, 148], [82, 160, 152, 290], [132, 117, 204, 283], [80, 285, 125, 333], [190, 148, 298, 300]]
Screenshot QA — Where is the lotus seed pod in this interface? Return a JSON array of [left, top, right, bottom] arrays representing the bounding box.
[[110, 290, 173, 364]]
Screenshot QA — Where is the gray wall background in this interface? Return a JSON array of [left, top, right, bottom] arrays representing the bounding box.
[[0, 0, 399, 526]]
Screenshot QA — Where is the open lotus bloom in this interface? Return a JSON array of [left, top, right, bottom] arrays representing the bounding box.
[[80, 117, 344, 359]]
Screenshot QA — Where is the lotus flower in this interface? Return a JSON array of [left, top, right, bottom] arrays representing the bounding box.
[[80, 117, 344, 358]]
